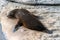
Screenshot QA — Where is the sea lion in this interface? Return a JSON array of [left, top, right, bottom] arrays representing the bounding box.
[[7, 9, 52, 34]]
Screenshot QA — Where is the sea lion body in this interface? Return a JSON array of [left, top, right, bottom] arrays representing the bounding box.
[[7, 9, 52, 33]]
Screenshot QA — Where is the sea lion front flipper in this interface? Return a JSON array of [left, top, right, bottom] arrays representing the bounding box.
[[13, 20, 23, 32]]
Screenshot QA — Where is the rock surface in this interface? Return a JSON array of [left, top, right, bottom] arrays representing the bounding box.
[[0, 0, 60, 40], [7, 0, 60, 4]]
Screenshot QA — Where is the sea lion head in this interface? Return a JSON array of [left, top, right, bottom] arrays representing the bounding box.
[[7, 9, 19, 19]]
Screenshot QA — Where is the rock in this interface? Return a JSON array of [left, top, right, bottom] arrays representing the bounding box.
[[7, 0, 60, 4], [0, 0, 60, 40]]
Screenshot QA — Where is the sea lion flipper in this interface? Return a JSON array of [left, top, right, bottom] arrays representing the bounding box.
[[13, 20, 23, 32]]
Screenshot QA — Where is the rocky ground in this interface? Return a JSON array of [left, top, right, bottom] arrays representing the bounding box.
[[0, 0, 60, 40]]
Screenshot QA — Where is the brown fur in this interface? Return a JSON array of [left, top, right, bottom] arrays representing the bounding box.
[[7, 9, 52, 34]]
